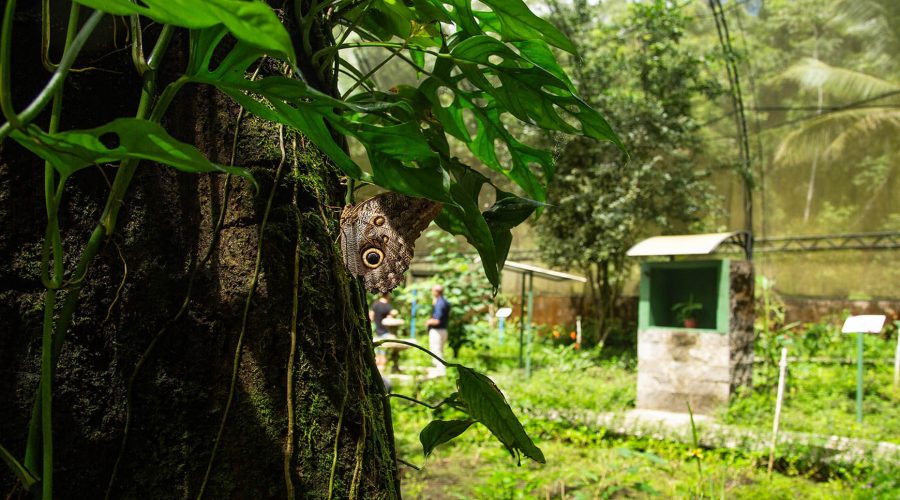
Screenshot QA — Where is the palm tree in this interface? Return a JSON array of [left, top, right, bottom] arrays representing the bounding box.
[[774, 58, 900, 166]]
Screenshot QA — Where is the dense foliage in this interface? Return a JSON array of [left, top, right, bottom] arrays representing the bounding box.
[[0, 0, 620, 497], [390, 320, 899, 497], [536, 0, 721, 343]]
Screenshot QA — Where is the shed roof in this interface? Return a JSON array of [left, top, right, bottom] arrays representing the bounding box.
[[626, 232, 747, 257], [502, 260, 587, 282]]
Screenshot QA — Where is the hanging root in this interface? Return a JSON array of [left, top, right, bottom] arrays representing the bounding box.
[[283, 131, 299, 499], [103, 239, 128, 323], [348, 412, 367, 500], [327, 347, 351, 500]]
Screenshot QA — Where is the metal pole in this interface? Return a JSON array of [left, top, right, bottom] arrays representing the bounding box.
[[857, 332, 864, 423], [525, 272, 534, 379], [410, 289, 417, 339], [768, 347, 788, 475], [894, 321, 900, 394], [498, 316, 505, 344], [518, 272, 525, 368]]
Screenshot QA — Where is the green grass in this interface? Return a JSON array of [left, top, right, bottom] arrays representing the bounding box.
[[721, 361, 900, 444], [388, 333, 900, 498]]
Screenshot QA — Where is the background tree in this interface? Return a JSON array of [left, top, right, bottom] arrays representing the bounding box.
[[537, 0, 720, 344]]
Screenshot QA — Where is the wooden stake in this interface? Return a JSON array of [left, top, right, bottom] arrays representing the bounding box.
[[768, 347, 788, 475]]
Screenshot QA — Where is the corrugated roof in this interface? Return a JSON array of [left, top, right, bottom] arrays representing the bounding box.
[[626, 232, 741, 257]]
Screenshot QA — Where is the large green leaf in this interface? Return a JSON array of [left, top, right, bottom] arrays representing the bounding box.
[[434, 167, 542, 288], [0, 443, 37, 492], [10, 119, 254, 184], [451, 36, 621, 147], [419, 419, 474, 457], [483, 193, 542, 272], [438, 0, 576, 54], [419, 76, 551, 202], [74, 0, 296, 64], [455, 366, 545, 463], [434, 168, 501, 287], [184, 33, 455, 203]]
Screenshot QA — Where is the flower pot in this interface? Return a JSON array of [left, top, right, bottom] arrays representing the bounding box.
[[683, 318, 698, 329]]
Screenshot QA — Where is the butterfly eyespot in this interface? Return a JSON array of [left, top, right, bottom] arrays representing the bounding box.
[[372, 216, 386, 226], [362, 248, 384, 268]]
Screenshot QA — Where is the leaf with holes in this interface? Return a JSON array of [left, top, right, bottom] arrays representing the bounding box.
[[438, 0, 576, 54], [451, 36, 621, 147], [419, 76, 551, 202], [74, 0, 295, 64], [185, 34, 455, 203], [455, 366, 545, 463], [419, 420, 475, 457], [10, 119, 255, 185]]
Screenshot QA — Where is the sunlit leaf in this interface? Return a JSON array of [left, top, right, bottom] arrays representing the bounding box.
[[439, 0, 577, 54], [74, 0, 296, 64], [455, 366, 545, 463]]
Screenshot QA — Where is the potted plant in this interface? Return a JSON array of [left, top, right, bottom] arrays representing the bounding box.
[[672, 294, 703, 328]]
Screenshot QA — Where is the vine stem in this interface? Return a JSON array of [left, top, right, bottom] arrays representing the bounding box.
[[0, 9, 105, 141], [23, 23, 175, 500], [284, 130, 299, 500], [197, 122, 289, 499], [340, 41, 406, 99], [39, 287, 55, 500], [373, 339, 456, 368], [21, 2, 84, 493], [387, 393, 448, 410], [0, 0, 20, 127], [327, 349, 351, 500]]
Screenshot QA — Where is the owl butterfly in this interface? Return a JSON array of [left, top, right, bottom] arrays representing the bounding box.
[[339, 193, 443, 293]]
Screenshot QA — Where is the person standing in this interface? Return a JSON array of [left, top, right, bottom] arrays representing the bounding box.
[[369, 293, 393, 374], [426, 284, 450, 376], [369, 292, 393, 337]]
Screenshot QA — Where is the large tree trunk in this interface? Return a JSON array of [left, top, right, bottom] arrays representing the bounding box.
[[0, 4, 398, 499]]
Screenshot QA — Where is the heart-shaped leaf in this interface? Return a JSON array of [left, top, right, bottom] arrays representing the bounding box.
[[455, 366, 545, 463]]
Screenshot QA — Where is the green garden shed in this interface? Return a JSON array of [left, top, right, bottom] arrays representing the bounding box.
[[627, 232, 755, 414]]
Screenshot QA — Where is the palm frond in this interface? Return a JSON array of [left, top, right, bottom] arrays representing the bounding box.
[[773, 107, 900, 165], [825, 108, 900, 158], [780, 58, 899, 102]]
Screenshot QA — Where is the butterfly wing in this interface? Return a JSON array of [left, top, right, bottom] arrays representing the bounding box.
[[340, 193, 442, 293]]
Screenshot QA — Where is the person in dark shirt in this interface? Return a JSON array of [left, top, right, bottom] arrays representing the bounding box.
[[369, 293, 392, 337], [369, 293, 393, 378], [426, 284, 450, 376]]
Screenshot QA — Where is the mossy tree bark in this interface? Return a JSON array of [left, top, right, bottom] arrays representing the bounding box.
[[0, 3, 398, 498]]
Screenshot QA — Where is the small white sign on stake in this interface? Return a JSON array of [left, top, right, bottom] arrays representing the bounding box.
[[495, 307, 513, 318], [841, 315, 886, 334]]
